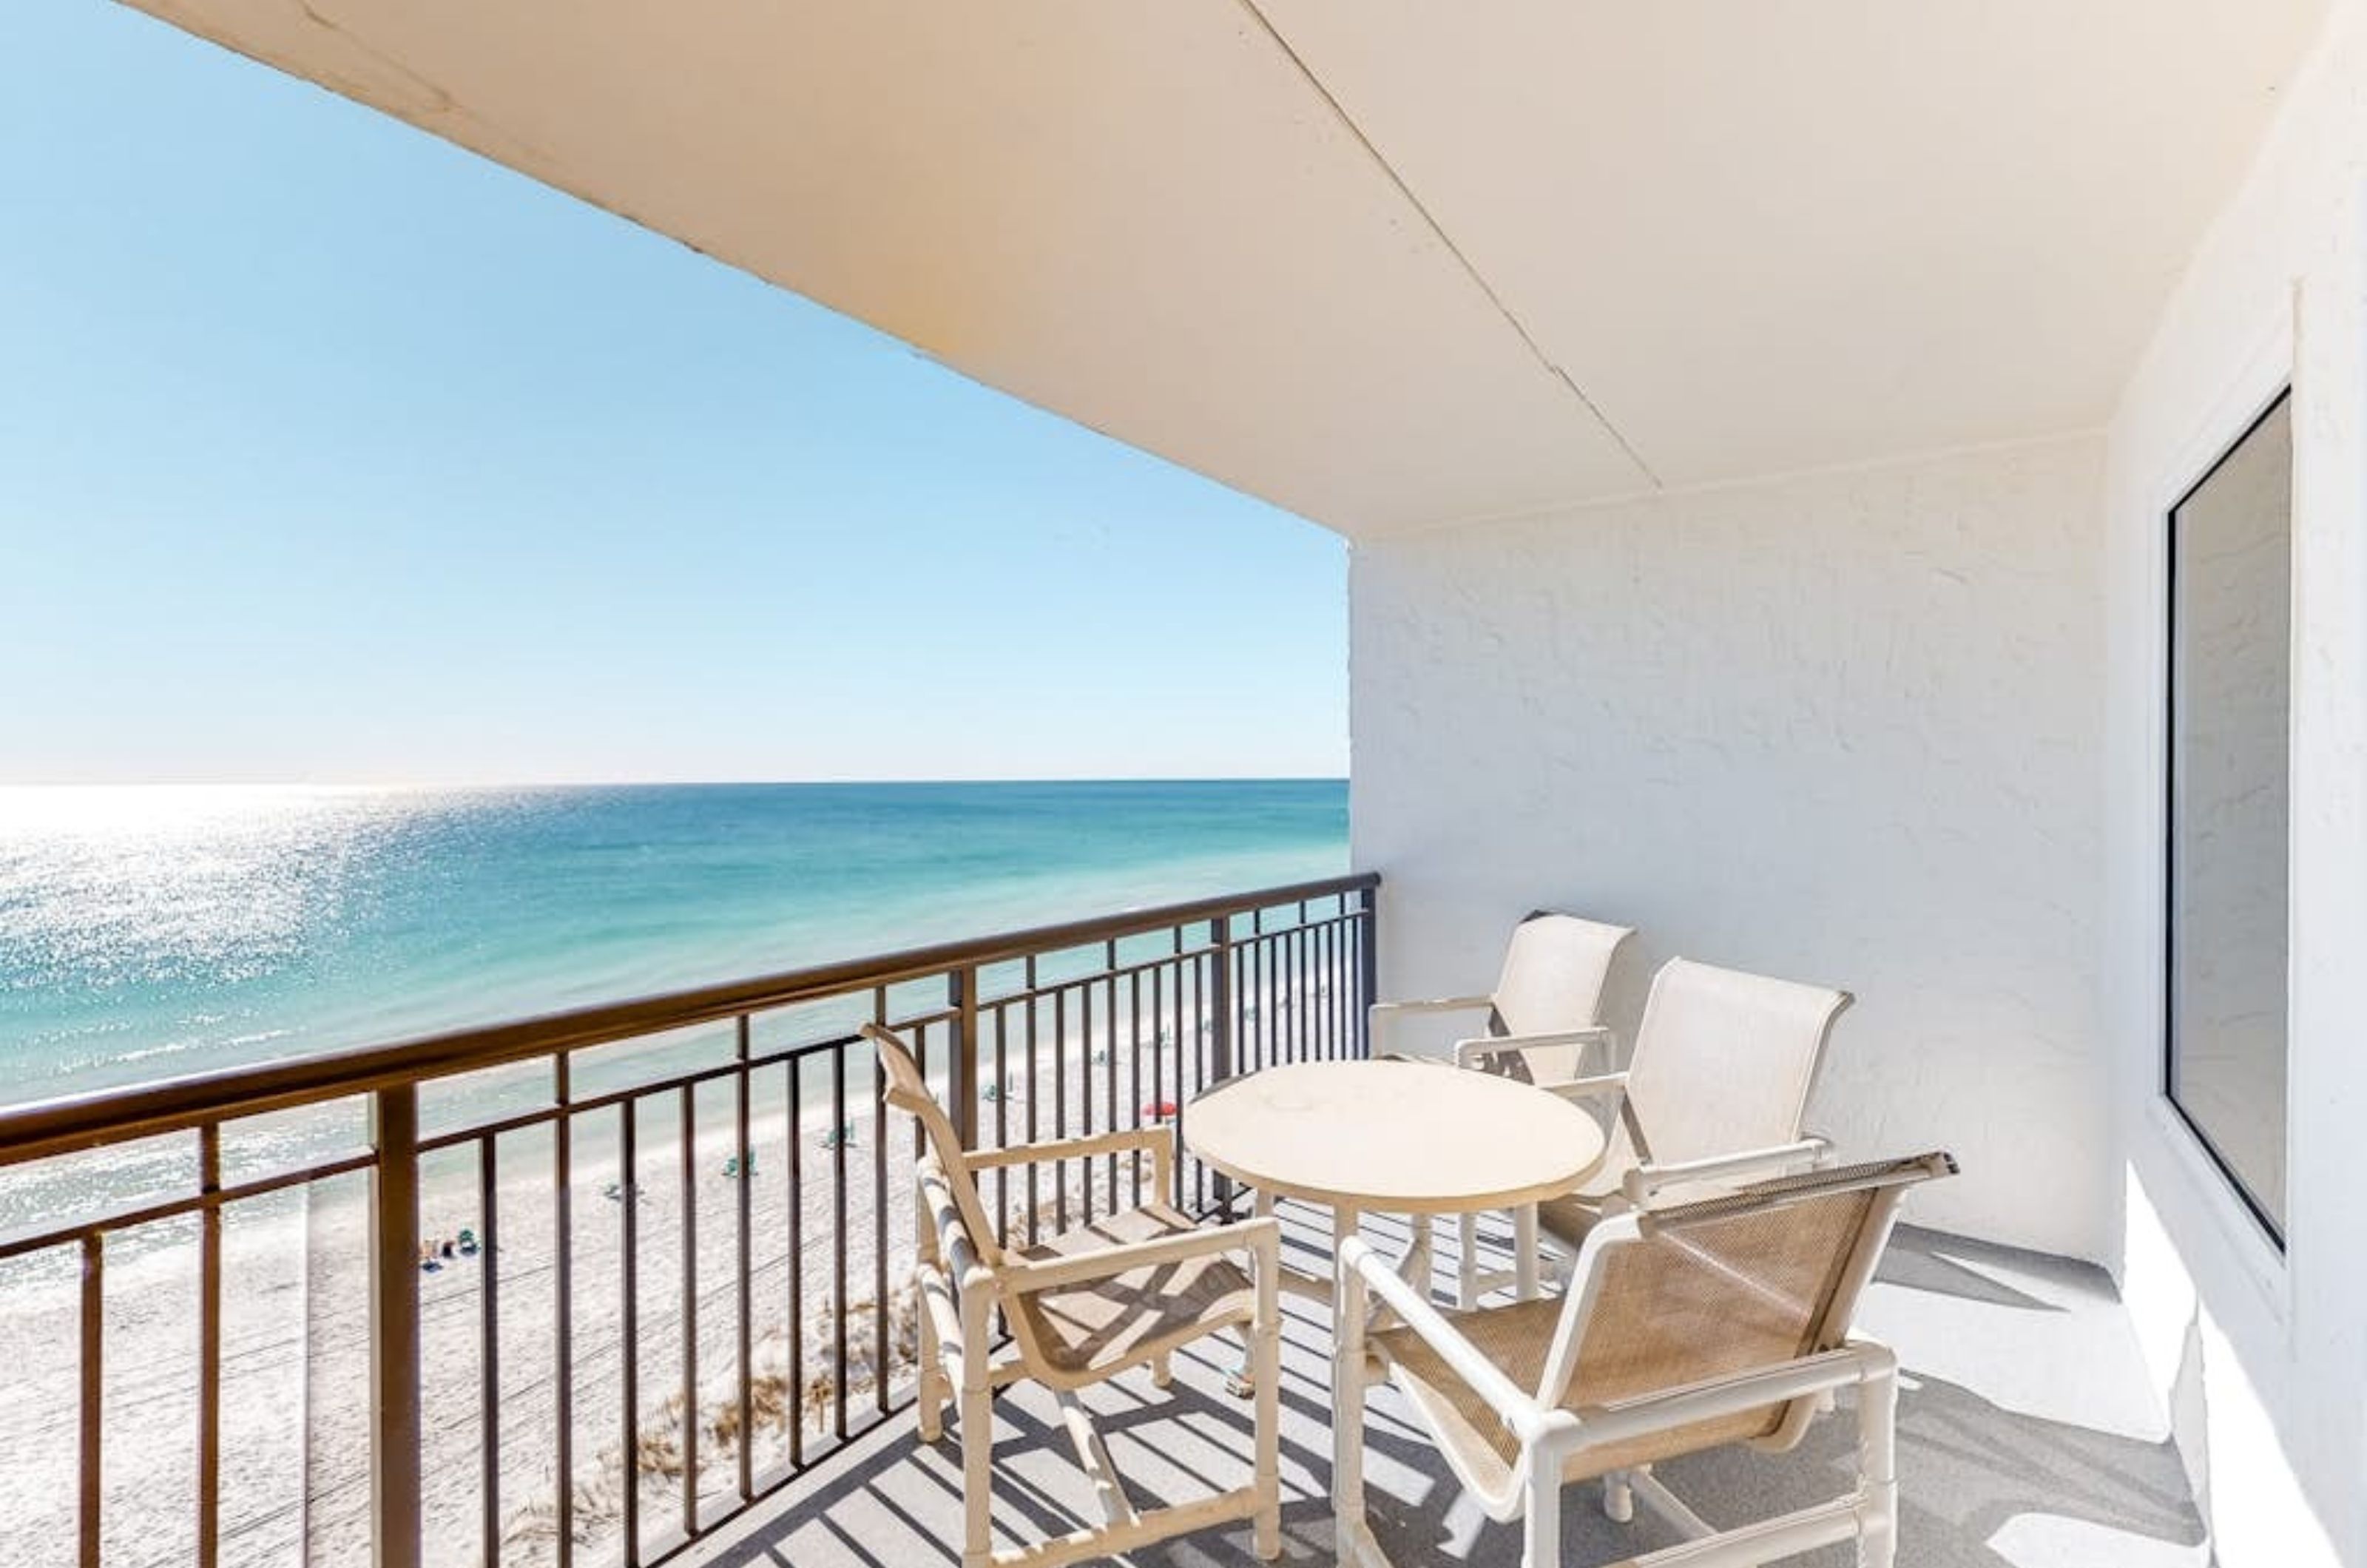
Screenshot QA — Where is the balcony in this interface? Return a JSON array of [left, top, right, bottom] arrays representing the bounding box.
[[0, 873, 2200, 1567]]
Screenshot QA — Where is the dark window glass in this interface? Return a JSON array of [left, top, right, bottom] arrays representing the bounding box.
[[2167, 390, 2292, 1244]]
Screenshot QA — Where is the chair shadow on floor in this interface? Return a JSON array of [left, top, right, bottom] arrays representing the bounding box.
[[702, 1219, 2203, 1568]]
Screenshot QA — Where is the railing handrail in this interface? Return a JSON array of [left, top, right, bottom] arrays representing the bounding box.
[[0, 871, 1380, 1168]]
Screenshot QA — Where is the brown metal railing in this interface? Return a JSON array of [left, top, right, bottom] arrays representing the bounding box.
[[0, 872, 1379, 1568]]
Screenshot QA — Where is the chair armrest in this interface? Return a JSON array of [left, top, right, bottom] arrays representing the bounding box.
[[1539, 1070, 1629, 1103], [1369, 996, 1493, 1018], [1339, 1235, 1541, 1435], [962, 1126, 1172, 1172], [1621, 1137, 1831, 1208], [998, 1214, 1280, 1294], [1453, 1026, 1613, 1069]]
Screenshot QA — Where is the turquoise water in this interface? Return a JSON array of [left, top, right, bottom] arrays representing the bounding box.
[[0, 780, 1349, 1109]]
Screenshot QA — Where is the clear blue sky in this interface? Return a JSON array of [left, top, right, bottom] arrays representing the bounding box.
[[0, 1, 1348, 786]]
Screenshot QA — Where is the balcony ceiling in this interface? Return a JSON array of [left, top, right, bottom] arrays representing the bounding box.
[[129, 0, 2324, 537]]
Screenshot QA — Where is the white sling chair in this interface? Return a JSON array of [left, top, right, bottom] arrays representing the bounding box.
[[1366, 912, 1636, 1303], [1464, 957, 1851, 1305], [865, 1023, 1282, 1568], [1334, 1150, 1957, 1568]]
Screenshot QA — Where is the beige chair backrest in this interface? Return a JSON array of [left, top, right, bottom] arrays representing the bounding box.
[[1610, 958, 1851, 1171], [1542, 1152, 1953, 1466], [864, 1022, 1004, 1267], [1486, 912, 1635, 1081]]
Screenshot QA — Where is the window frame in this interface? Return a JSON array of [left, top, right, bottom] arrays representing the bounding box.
[[2161, 384, 2294, 1251]]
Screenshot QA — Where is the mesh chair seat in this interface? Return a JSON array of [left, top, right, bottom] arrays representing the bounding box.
[[1374, 1302, 1785, 1493], [1009, 1201, 1255, 1382], [1382, 1160, 1902, 1493]]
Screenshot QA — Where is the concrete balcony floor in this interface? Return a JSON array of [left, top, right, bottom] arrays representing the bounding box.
[[690, 1206, 2204, 1568]]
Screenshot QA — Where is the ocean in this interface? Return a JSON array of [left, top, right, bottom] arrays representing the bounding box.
[[0, 779, 1350, 1109], [0, 780, 1354, 1564]]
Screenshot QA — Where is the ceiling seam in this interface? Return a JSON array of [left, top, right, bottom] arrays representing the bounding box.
[[1235, 0, 1664, 492]]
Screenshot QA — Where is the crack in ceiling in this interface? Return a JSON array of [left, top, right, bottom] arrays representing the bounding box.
[[1235, 0, 1665, 493]]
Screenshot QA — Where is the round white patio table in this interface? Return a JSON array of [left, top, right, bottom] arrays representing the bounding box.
[[1185, 1058, 1605, 1311]]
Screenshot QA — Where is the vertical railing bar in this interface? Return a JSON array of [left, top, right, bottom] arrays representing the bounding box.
[[1104, 971, 1120, 1204], [1248, 925, 1263, 1073], [1324, 916, 1339, 1059], [1025, 963, 1041, 1246], [1274, 925, 1289, 1064], [1311, 919, 1325, 1061], [734, 1016, 754, 1504], [788, 1059, 805, 1472], [678, 1081, 699, 1538], [1279, 922, 1291, 1064], [197, 1122, 223, 1568], [871, 1009, 890, 1418], [1339, 905, 1353, 1058], [554, 1055, 575, 1568], [1280, 922, 1294, 1064], [370, 1084, 424, 1568], [993, 1004, 1010, 1242], [1152, 960, 1169, 1205], [1079, 981, 1095, 1222], [1360, 885, 1381, 1058], [950, 967, 981, 1149], [1264, 925, 1275, 1067], [1128, 968, 1144, 1205], [831, 1041, 849, 1442], [477, 1132, 502, 1568], [1345, 905, 1357, 1054], [1208, 917, 1233, 1212], [1276, 927, 1291, 1064], [1295, 922, 1309, 1062], [1270, 925, 1284, 1065], [78, 1231, 102, 1568], [619, 1098, 641, 1566], [1199, 949, 1214, 1211], [1344, 905, 1357, 1058], [1279, 924, 1291, 1063], [1055, 986, 1072, 1229], [1315, 916, 1328, 1060]]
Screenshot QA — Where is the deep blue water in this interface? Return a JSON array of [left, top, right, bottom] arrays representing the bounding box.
[[0, 780, 1349, 1108]]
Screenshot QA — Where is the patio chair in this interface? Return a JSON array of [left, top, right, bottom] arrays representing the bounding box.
[[1334, 1149, 1956, 1568], [1471, 957, 1851, 1305], [862, 1022, 1282, 1568], [1366, 911, 1635, 1304]]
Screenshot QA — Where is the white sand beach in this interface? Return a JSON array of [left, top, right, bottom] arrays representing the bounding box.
[[0, 989, 1324, 1568]]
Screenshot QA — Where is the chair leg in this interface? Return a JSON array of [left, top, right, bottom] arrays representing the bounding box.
[[959, 1294, 994, 1568], [1456, 1212, 1481, 1308], [1252, 1271, 1282, 1558], [1523, 1461, 1563, 1568], [916, 1283, 946, 1442], [1602, 1470, 1633, 1523], [1150, 1351, 1172, 1390], [1229, 1186, 1278, 1399], [1332, 1208, 1368, 1566], [1858, 1359, 1899, 1568]]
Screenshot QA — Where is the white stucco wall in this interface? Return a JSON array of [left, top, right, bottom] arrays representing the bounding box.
[[1350, 433, 2109, 1260], [2101, 0, 2367, 1558]]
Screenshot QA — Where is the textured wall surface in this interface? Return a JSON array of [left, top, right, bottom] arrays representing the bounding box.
[[1351, 434, 2108, 1260], [2102, 0, 2367, 1557]]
